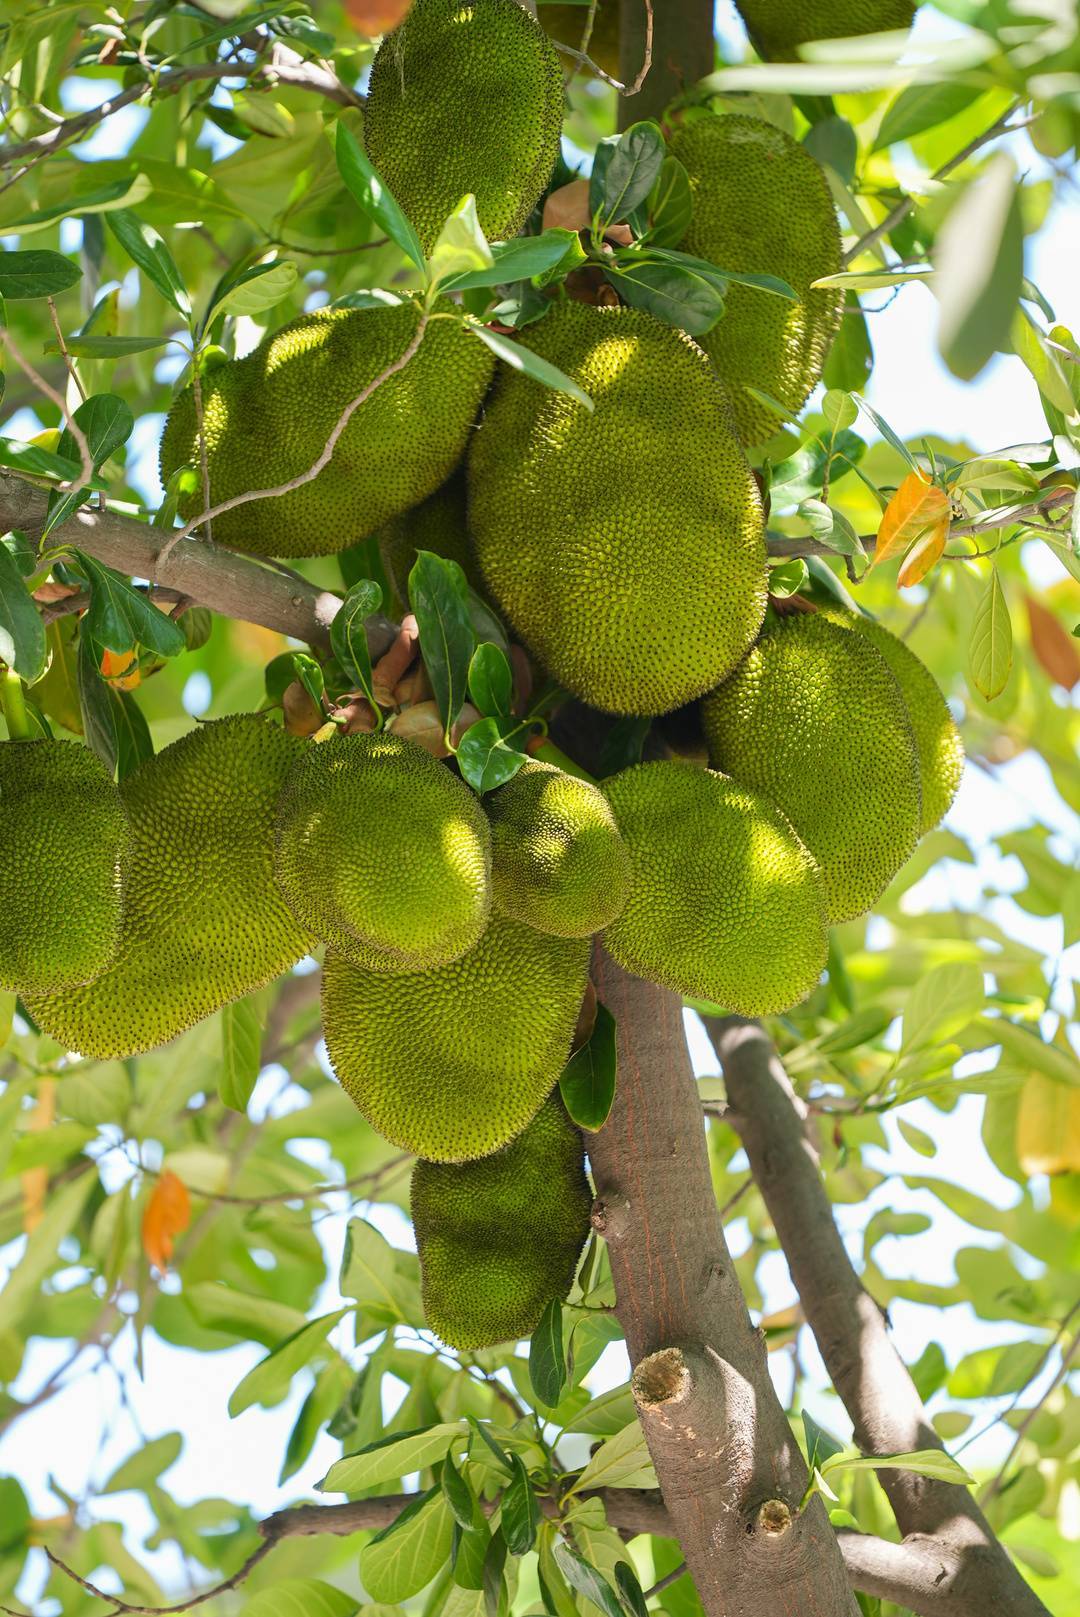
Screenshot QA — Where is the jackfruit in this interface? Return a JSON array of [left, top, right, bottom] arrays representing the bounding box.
[[701, 613, 922, 922], [159, 301, 494, 558], [602, 760, 827, 1014], [820, 607, 963, 833], [670, 115, 843, 445], [0, 740, 130, 997], [322, 912, 588, 1161], [25, 716, 314, 1058], [274, 731, 491, 971], [541, 2, 619, 78], [486, 759, 631, 937], [411, 1094, 591, 1349], [735, 0, 916, 61], [364, 0, 564, 254], [378, 470, 478, 602], [468, 301, 768, 716]]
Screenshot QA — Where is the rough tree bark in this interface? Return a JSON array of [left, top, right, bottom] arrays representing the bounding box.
[[588, 949, 859, 1617], [708, 1016, 1051, 1617], [618, 0, 713, 130]]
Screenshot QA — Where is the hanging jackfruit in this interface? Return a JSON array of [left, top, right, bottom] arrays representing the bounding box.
[[322, 912, 588, 1161], [602, 761, 827, 1014], [486, 759, 631, 937], [701, 613, 922, 923], [364, 0, 564, 253], [820, 606, 964, 833], [735, 0, 916, 61], [411, 1094, 592, 1349], [25, 716, 314, 1057], [468, 301, 768, 716], [670, 115, 843, 445], [274, 731, 492, 971], [159, 301, 494, 558], [0, 740, 130, 998], [378, 470, 479, 602]]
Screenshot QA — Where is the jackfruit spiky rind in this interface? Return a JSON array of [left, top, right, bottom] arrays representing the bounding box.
[[486, 760, 632, 937], [322, 912, 589, 1162], [821, 608, 964, 834], [25, 716, 315, 1057], [701, 614, 922, 923], [364, 0, 564, 254], [159, 301, 494, 558], [468, 301, 768, 717], [0, 740, 130, 997], [378, 470, 478, 602], [411, 1094, 591, 1349], [670, 115, 843, 445], [274, 731, 492, 971], [602, 761, 827, 1014], [735, 0, 916, 60]]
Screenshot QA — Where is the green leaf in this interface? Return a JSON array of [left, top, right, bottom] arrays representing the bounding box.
[[551, 1542, 623, 1617], [802, 1409, 845, 1473], [0, 248, 81, 300], [0, 1169, 97, 1332], [409, 550, 477, 743], [573, 1421, 654, 1492], [634, 155, 692, 249], [467, 322, 594, 411], [335, 122, 425, 275], [243, 1581, 357, 1617], [936, 154, 1024, 381], [902, 963, 984, 1052], [822, 390, 859, 432], [613, 1562, 648, 1617], [456, 715, 529, 792], [0, 437, 91, 482], [428, 196, 494, 288], [219, 999, 262, 1113], [852, 394, 917, 469], [72, 552, 186, 658], [482, 1527, 508, 1617], [529, 1298, 566, 1409], [6, 173, 152, 235], [0, 540, 46, 681], [44, 393, 135, 535], [76, 633, 152, 780], [45, 334, 171, 359], [229, 1309, 349, 1417], [106, 210, 191, 318], [467, 642, 514, 718], [339, 1217, 421, 1325], [330, 578, 383, 708], [362, 1491, 454, 1603], [205, 260, 298, 329], [559, 1003, 617, 1131], [976, 1017, 1080, 1088], [823, 294, 873, 392], [501, 1454, 539, 1556], [441, 1453, 476, 1529], [649, 248, 795, 302], [289, 651, 325, 711], [0, 1478, 30, 1553], [797, 498, 864, 557], [766, 557, 809, 598], [103, 1433, 183, 1495], [591, 121, 667, 227], [321, 1424, 464, 1494], [603, 258, 725, 338], [820, 1447, 974, 1486], [441, 231, 584, 292], [874, 82, 986, 152], [968, 565, 1012, 699], [467, 1416, 513, 1473], [454, 1519, 493, 1590]]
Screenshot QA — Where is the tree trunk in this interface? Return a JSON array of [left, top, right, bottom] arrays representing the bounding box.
[[588, 948, 859, 1617], [618, 0, 714, 129]]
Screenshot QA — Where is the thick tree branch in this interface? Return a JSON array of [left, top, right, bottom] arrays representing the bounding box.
[[707, 1016, 1050, 1617], [0, 472, 395, 658], [588, 950, 858, 1617]]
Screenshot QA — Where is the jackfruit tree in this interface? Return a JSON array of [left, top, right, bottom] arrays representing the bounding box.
[[0, 4, 1077, 1617]]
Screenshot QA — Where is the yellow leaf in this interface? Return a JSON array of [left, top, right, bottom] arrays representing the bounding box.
[[1025, 594, 1080, 691], [873, 471, 951, 582], [100, 647, 141, 691], [345, 0, 413, 36], [1017, 1072, 1080, 1176], [142, 1170, 191, 1272]]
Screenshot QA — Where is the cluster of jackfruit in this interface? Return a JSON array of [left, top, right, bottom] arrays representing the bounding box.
[[735, 0, 917, 61]]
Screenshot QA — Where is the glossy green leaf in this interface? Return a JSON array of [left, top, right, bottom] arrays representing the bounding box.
[[106, 210, 192, 317], [0, 248, 81, 299], [529, 1298, 566, 1409], [551, 1542, 623, 1617], [455, 716, 529, 793], [968, 565, 1012, 699], [559, 1004, 617, 1131], [335, 122, 425, 274], [321, 1423, 464, 1494], [71, 552, 186, 658], [409, 550, 477, 742], [219, 999, 262, 1113], [362, 1491, 454, 1603], [330, 578, 383, 708], [440, 230, 582, 292], [0, 540, 46, 681], [468, 321, 594, 411], [467, 642, 514, 718], [501, 1454, 539, 1556], [591, 121, 667, 226], [603, 259, 725, 338], [428, 196, 494, 288]]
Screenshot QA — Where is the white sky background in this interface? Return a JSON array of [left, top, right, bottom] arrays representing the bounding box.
[[2, 0, 1080, 1599]]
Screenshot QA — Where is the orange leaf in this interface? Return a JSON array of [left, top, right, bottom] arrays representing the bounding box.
[[896, 520, 949, 588], [1025, 594, 1080, 691], [142, 1170, 191, 1272], [344, 0, 413, 36], [100, 647, 141, 691], [874, 472, 951, 578]]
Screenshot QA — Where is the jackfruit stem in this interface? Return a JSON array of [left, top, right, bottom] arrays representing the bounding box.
[[1, 669, 32, 740]]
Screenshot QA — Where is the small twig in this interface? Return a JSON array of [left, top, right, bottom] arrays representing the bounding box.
[[841, 98, 1026, 267], [644, 1563, 688, 1599], [979, 1314, 1080, 1507], [1, 326, 93, 490], [553, 0, 652, 96], [45, 1541, 273, 1616], [160, 313, 431, 559], [717, 1177, 753, 1220], [132, 1150, 412, 1208], [47, 297, 87, 402]]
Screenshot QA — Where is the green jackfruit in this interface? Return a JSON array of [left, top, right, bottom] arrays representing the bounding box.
[[159, 301, 494, 558], [274, 731, 491, 971], [25, 716, 314, 1058], [364, 0, 564, 254], [701, 613, 922, 923], [487, 760, 631, 937], [603, 761, 827, 1014], [0, 740, 130, 997], [411, 1094, 591, 1349], [468, 301, 768, 716], [670, 115, 843, 445], [378, 470, 479, 602], [322, 912, 588, 1161], [735, 0, 916, 60], [820, 608, 964, 833]]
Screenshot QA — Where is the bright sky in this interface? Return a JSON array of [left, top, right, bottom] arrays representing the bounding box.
[[2, 1, 1079, 1602]]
